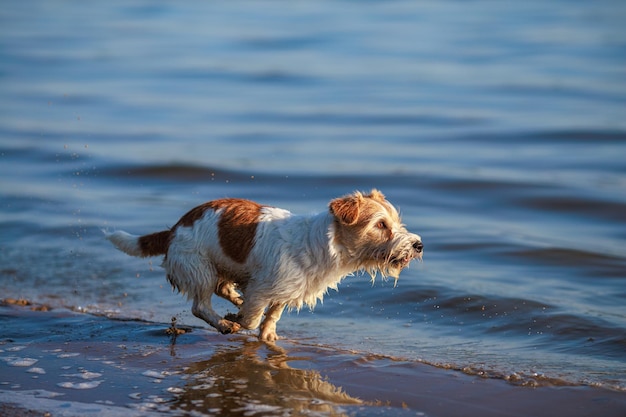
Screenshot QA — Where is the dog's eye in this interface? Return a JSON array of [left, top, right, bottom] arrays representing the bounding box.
[[377, 221, 387, 230]]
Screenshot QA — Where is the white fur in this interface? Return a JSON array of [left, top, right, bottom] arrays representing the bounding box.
[[104, 230, 142, 257], [250, 209, 349, 310]]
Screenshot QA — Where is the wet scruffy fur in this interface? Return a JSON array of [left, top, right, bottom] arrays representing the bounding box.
[[106, 190, 423, 342]]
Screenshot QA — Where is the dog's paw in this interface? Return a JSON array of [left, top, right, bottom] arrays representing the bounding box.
[[224, 312, 241, 322], [218, 319, 241, 335], [260, 329, 279, 343]]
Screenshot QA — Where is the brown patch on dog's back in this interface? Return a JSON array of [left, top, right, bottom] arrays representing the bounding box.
[[177, 202, 219, 227], [215, 199, 263, 263], [175, 198, 263, 264]]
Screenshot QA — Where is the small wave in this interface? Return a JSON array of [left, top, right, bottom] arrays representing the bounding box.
[[374, 288, 626, 363], [527, 129, 626, 143], [294, 340, 626, 392], [237, 34, 328, 51], [438, 362, 580, 388], [97, 162, 417, 192], [504, 246, 626, 278], [463, 129, 626, 144], [432, 177, 545, 193], [100, 163, 261, 184], [160, 66, 321, 85], [241, 110, 485, 127], [519, 195, 626, 223]]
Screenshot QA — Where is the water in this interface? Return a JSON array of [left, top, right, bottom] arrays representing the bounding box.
[[1, 0, 625, 404]]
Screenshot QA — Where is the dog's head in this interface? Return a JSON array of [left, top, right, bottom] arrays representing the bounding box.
[[329, 189, 423, 280]]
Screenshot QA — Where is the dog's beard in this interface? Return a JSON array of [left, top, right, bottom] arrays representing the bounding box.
[[356, 239, 422, 283]]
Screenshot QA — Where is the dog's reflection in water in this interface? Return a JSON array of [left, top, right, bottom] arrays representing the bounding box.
[[172, 339, 362, 416]]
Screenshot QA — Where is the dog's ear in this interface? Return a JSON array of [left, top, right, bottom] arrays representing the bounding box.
[[367, 189, 386, 203], [329, 195, 362, 226]]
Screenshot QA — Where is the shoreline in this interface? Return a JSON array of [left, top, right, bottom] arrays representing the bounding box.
[[1, 301, 625, 417]]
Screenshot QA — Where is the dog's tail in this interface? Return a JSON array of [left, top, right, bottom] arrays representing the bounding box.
[[104, 230, 171, 257]]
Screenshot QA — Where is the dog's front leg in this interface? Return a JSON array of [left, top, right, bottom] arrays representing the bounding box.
[[214, 281, 243, 307], [259, 302, 286, 342], [230, 297, 269, 336], [192, 298, 241, 335]]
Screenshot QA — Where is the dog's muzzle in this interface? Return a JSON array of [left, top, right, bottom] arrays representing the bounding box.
[[413, 239, 423, 254], [388, 237, 423, 269]]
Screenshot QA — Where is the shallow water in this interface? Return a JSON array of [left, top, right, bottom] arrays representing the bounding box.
[[5, 305, 625, 417], [1, 0, 625, 408]]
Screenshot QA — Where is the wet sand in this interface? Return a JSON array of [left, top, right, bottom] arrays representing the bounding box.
[[1, 301, 625, 417]]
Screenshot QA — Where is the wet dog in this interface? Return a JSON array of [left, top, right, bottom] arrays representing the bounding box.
[[106, 190, 423, 341]]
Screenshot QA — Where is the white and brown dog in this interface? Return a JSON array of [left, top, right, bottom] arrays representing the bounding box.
[[106, 190, 422, 342]]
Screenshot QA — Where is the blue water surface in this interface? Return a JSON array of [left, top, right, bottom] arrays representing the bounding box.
[[1, 0, 625, 396]]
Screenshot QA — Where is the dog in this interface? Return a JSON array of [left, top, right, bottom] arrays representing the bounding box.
[[105, 190, 423, 342]]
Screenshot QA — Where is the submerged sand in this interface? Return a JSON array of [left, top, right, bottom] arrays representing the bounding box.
[[1, 301, 624, 417]]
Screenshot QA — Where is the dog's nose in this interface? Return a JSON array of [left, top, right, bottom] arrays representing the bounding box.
[[413, 240, 423, 253]]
